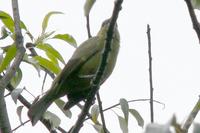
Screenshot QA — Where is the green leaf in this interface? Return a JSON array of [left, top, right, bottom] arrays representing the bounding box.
[[53, 34, 77, 48], [23, 54, 41, 77], [43, 111, 61, 128], [0, 11, 27, 32], [129, 109, 144, 128], [84, 0, 96, 16], [54, 99, 72, 118], [36, 43, 65, 64], [42, 11, 63, 33], [46, 52, 59, 65], [20, 21, 28, 31], [11, 88, 24, 104], [120, 98, 129, 124], [117, 115, 128, 133], [11, 68, 22, 88], [0, 26, 9, 40], [35, 31, 55, 44], [192, 0, 200, 10], [91, 104, 99, 124], [16, 105, 24, 124], [0, 44, 17, 73], [0, 11, 14, 32], [34, 56, 61, 74]]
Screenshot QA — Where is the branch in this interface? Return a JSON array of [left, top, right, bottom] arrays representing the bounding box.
[[182, 97, 200, 132], [85, 13, 108, 132], [86, 15, 92, 38], [5, 82, 67, 133], [0, 0, 26, 89], [147, 24, 154, 123], [96, 93, 107, 132], [0, 0, 25, 132], [184, 0, 200, 42], [0, 89, 11, 133], [70, 0, 123, 132]]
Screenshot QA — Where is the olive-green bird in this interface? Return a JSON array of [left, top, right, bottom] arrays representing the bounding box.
[[28, 19, 120, 126]]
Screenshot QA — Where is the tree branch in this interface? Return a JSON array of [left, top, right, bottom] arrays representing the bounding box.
[[86, 15, 92, 38], [147, 24, 154, 123], [0, 89, 11, 133], [5, 82, 67, 133], [0, 0, 25, 132], [182, 97, 200, 132], [184, 0, 200, 42], [70, 0, 123, 132], [85, 13, 108, 132]]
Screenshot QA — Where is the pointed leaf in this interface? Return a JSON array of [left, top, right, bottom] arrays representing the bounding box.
[[54, 99, 72, 118], [120, 98, 129, 124], [16, 105, 24, 124], [36, 43, 65, 64], [11, 88, 24, 104], [34, 56, 61, 74], [84, 0, 96, 16], [0, 11, 27, 32], [0, 26, 9, 40], [11, 68, 22, 88], [44, 111, 61, 128], [0, 44, 17, 73], [0, 11, 14, 32], [91, 104, 99, 124], [117, 115, 128, 133], [42, 11, 63, 33], [35, 31, 55, 44], [53, 34, 77, 48], [46, 52, 59, 65], [129, 109, 144, 127], [23, 54, 41, 77]]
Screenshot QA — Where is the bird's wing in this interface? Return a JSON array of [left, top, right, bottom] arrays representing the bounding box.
[[53, 36, 102, 87]]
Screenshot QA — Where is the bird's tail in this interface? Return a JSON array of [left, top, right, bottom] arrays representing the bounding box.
[[28, 91, 54, 126]]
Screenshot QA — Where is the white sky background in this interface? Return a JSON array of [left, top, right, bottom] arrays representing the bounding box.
[[1, 0, 200, 133]]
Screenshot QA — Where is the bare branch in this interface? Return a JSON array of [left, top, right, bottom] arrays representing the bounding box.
[[70, 0, 123, 132], [86, 15, 92, 38], [184, 0, 200, 42], [182, 97, 200, 132], [147, 24, 154, 123], [0, 89, 11, 133]]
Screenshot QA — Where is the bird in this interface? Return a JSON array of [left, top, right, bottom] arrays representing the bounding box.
[[28, 19, 120, 126]]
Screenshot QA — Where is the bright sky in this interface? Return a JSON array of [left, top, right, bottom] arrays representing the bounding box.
[[1, 0, 200, 133]]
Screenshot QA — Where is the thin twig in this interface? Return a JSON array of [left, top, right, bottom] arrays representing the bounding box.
[[96, 93, 107, 132], [184, 0, 200, 43], [182, 97, 200, 133], [86, 15, 92, 38], [103, 98, 164, 112], [24, 87, 36, 98], [4, 92, 11, 98], [147, 24, 154, 123], [5, 80, 67, 133], [70, 0, 123, 132], [11, 120, 30, 132]]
